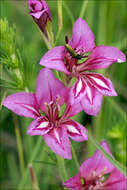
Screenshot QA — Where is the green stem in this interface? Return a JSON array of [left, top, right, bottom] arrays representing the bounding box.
[[55, 29, 62, 44], [57, 0, 63, 31], [71, 145, 80, 171], [41, 32, 52, 50], [56, 155, 68, 182], [18, 137, 43, 189], [87, 131, 127, 177], [63, 1, 74, 26], [79, 0, 88, 18], [12, 113, 25, 177], [35, 22, 52, 50]]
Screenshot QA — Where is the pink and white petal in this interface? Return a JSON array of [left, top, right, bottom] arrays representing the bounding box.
[[36, 68, 68, 111], [27, 117, 52, 136], [84, 45, 126, 70], [69, 78, 87, 105], [73, 78, 86, 99], [64, 173, 81, 190], [43, 127, 72, 159], [103, 168, 127, 190], [39, 46, 69, 74], [86, 72, 117, 96], [66, 102, 83, 118], [3, 92, 40, 119], [69, 18, 95, 53], [65, 120, 88, 142], [81, 83, 103, 116]]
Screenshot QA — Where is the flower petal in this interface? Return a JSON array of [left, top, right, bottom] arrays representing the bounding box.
[[69, 78, 86, 105], [3, 92, 40, 119], [74, 78, 86, 98], [28, 0, 43, 12], [43, 127, 72, 159], [92, 141, 114, 175], [103, 168, 127, 190], [80, 141, 114, 180], [81, 82, 103, 116], [36, 68, 68, 111], [30, 10, 45, 19], [69, 18, 95, 53], [85, 72, 117, 96], [84, 45, 126, 70], [65, 120, 88, 142], [66, 103, 83, 118], [64, 173, 81, 190], [27, 116, 53, 136], [28, 0, 51, 19], [39, 46, 69, 74]]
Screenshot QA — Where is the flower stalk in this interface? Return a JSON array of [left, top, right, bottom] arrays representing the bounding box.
[[71, 144, 80, 171], [55, 0, 63, 42], [12, 113, 25, 177], [56, 155, 68, 182], [79, 0, 88, 18]]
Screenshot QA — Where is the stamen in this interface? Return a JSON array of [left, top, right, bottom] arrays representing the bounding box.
[[65, 35, 69, 44], [55, 95, 60, 105], [44, 102, 49, 107], [44, 97, 61, 122]]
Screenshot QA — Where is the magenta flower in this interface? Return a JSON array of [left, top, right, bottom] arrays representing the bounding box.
[[28, 0, 51, 38], [3, 68, 88, 159], [39, 18, 126, 116], [64, 141, 127, 190]]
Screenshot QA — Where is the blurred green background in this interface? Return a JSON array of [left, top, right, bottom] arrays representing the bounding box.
[[0, 0, 127, 189]]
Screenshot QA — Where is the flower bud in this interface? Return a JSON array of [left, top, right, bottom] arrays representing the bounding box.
[[28, 0, 51, 39]]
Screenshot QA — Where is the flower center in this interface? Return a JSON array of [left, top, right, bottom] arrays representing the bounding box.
[[64, 42, 90, 78], [44, 96, 60, 124], [81, 171, 109, 190]]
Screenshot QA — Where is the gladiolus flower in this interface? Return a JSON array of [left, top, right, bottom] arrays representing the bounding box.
[[3, 68, 88, 159], [28, 0, 51, 38], [39, 18, 126, 116], [64, 141, 127, 190]]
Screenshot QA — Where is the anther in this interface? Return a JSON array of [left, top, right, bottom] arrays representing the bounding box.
[[65, 35, 69, 44]]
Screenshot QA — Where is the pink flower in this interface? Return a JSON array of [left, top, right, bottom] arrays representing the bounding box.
[[28, 0, 51, 38], [39, 18, 126, 116], [3, 68, 88, 159], [64, 141, 127, 190]]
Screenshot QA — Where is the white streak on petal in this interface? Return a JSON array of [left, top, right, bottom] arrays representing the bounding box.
[[54, 129, 61, 143], [75, 79, 83, 97], [86, 84, 93, 104], [21, 104, 39, 116], [37, 121, 49, 129], [67, 125, 80, 135], [117, 58, 124, 63], [90, 76, 110, 89]]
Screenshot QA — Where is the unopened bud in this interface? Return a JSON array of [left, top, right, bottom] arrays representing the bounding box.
[[28, 0, 52, 41]]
